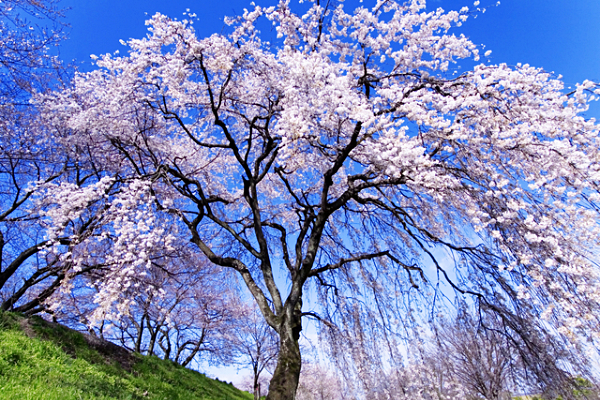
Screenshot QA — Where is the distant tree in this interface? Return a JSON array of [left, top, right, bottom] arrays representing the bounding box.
[[102, 262, 241, 368], [53, 244, 242, 368], [231, 303, 279, 400], [39, 1, 600, 399], [427, 313, 521, 400], [419, 308, 600, 400], [295, 363, 345, 400]]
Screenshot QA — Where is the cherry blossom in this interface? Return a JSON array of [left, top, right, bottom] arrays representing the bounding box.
[[39, 1, 600, 398]]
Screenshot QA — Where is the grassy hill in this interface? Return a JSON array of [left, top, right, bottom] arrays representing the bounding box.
[[0, 312, 253, 400]]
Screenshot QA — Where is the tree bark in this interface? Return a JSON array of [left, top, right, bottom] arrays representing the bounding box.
[[266, 313, 302, 400], [253, 373, 260, 400]]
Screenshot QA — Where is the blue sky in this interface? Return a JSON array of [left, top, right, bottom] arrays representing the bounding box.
[[58, 0, 600, 117], [59, 0, 600, 86]]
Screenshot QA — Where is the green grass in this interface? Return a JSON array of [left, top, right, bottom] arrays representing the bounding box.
[[0, 312, 252, 400]]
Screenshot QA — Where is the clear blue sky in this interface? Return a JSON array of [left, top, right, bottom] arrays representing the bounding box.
[[58, 0, 600, 117], [58, 0, 600, 85]]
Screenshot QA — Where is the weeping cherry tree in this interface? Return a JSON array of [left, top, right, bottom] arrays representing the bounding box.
[[39, 0, 600, 398]]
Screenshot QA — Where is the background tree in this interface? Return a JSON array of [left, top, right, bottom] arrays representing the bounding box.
[[230, 303, 279, 400], [426, 313, 524, 400], [295, 362, 345, 400], [39, 1, 600, 398], [51, 231, 243, 368]]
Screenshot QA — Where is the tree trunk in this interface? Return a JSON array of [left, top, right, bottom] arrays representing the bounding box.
[[253, 364, 260, 400], [266, 314, 302, 400]]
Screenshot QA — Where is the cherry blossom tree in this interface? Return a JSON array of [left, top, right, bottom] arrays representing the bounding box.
[[295, 363, 346, 400], [230, 303, 279, 400], [0, 0, 65, 101], [106, 268, 240, 367], [39, 0, 600, 398], [0, 0, 89, 314], [53, 249, 243, 368], [426, 313, 527, 400]]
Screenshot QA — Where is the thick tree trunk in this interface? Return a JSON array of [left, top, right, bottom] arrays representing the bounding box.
[[266, 314, 302, 400]]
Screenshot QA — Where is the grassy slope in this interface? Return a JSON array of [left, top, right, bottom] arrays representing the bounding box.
[[0, 312, 253, 400]]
